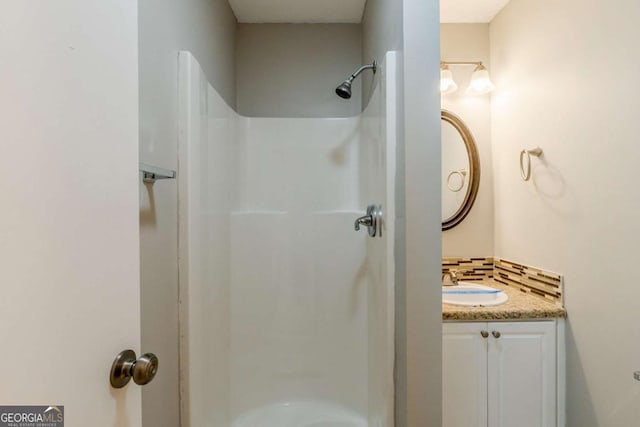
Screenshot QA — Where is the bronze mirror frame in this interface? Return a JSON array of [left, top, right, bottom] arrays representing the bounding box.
[[442, 109, 481, 230]]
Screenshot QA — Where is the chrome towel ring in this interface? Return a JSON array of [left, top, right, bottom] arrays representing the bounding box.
[[520, 147, 543, 181], [447, 169, 467, 192]]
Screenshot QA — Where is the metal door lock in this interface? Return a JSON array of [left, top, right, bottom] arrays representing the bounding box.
[[110, 349, 159, 389]]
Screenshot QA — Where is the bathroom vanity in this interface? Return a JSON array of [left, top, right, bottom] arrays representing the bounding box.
[[442, 282, 566, 427]]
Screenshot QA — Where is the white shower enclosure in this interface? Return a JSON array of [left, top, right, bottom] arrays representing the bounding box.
[[178, 51, 399, 427]]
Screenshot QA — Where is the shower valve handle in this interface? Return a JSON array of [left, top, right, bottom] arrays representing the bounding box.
[[354, 215, 373, 230], [354, 205, 383, 238]]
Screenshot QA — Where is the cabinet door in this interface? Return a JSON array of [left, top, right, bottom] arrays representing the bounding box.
[[488, 321, 556, 427], [443, 323, 489, 427]]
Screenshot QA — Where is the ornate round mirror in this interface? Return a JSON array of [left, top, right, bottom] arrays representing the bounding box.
[[442, 110, 480, 230]]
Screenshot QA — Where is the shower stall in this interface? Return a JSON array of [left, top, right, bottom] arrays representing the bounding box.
[[177, 51, 399, 426]]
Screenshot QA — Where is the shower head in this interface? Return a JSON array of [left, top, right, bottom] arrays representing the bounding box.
[[335, 60, 377, 100], [335, 78, 354, 99]]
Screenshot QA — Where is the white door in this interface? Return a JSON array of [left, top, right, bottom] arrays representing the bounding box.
[[0, 1, 142, 426], [443, 322, 488, 427], [488, 321, 556, 427]]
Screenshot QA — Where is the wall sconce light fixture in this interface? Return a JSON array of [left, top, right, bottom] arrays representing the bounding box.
[[440, 64, 458, 94], [440, 61, 496, 95]]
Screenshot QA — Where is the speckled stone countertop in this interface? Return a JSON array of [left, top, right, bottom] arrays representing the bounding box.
[[442, 280, 566, 321]]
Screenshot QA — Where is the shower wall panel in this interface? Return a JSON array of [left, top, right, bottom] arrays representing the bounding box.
[[230, 115, 368, 422], [236, 118, 361, 212], [179, 52, 237, 427], [361, 52, 397, 427], [229, 211, 368, 420], [179, 51, 398, 427]]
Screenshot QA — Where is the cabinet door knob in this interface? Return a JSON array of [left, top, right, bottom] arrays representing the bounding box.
[[480, 330, 489, 338], [492, 331, 501, 338]]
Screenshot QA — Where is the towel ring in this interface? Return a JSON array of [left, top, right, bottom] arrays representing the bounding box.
[[447, 169, 467, 192], [520, 147, 543, 181]]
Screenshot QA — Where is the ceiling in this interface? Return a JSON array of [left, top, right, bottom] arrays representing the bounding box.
[[228, 0, 510, 24], [229, 0, 367, 23], [441, 0, 511, 23]]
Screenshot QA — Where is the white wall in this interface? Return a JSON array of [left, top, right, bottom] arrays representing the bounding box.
[[491, 0, 640, 425], [236, 24, 362, 117], [362, 0, 403, 107], [401, 0, 443, 425], [363, 0, 443, 424], [441, 24, 494, 257], [138, 1, 237, 425]]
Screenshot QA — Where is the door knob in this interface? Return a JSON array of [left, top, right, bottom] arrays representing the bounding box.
[[634, 371, 640, 381], [492, 331, 501, 338], [110, 349, 159, 388], [480, 330, 489, 338]]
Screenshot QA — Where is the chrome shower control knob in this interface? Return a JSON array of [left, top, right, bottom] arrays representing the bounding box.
[[354, 205, 383, 237], [110, 349, 159, 388], [354, 214, 373, 231]]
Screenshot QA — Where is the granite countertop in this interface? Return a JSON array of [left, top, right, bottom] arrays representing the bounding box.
[[442, 280, 566, 321]]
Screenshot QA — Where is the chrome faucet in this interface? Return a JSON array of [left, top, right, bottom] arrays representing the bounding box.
[[442, 270, 462, 286], [354, 205, 383, 237], [354, 215, 373, 231]]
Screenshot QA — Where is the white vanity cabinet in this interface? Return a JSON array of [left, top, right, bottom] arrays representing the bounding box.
[[443, 320, 564, 427]]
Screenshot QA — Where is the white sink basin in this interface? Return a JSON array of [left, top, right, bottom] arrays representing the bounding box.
[[442, 282, 508, 307]]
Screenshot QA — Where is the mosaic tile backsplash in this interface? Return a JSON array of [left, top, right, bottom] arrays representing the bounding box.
[[442, 257, 563, 305], [442, 257, 494, 281]]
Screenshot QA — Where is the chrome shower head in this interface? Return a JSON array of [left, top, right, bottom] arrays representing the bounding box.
[[335, 78, 354, 99], [335, 60, 377, 100]]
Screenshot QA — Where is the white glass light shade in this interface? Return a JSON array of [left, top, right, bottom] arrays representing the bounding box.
[[467, 66, 495, 95], [440, 68, 458, 94]]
